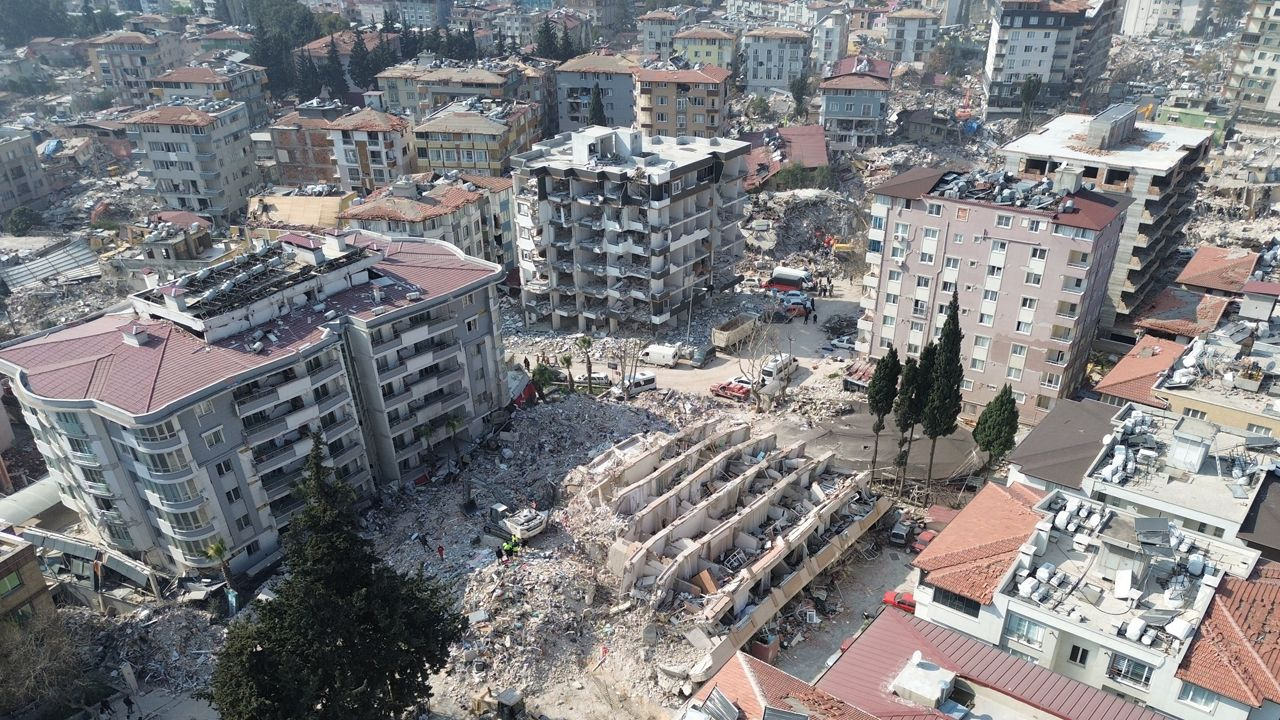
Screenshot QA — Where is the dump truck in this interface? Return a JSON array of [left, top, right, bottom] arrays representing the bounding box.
[[482, 503, 550, 543], [711, 313, 759, 352]]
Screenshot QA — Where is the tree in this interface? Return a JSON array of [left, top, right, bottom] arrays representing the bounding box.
[[576, 336, 596, 394], [213, 0, 232, 23], [530, 363, 557, 401], [372, 31, 399, 72], [80, 0, 98, 34], [1019, 75, 1042, 128], [559, 354, 575, 393], [588, 83, 607, 126], [252, 32, 296, 95], [4, 207, 40, 236], [381, 5, 398, 28], [557, 24, 576, 61], [923, 292, 964, 496], [746, 95, 772, 120], [0, 0, 71, 47], [973, 384, 1018, 469], [321, 35, 349, 99], [0, 611, 101, 716], [789, 76, 811, 117], [866, 347, 901, 484], [348, 31, 373, 89], [294, 52, 322, 101], [204, 538, 238, 594], [892, 357, 920, 494], [209, 435, 464, 720], [535, 16, 556, 58]]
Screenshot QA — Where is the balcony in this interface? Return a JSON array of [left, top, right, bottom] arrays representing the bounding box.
[[372, 333, 403, 355], [244, 415, 290, 447], [410, 366, 464, 397], [416, 390, 467, 424], [142, 463, 197, 483], [378, 362, 410, 383], [317, 388, 350, 416], [82, 480, 114, 497], [321, 416, 359, 439], [309, 361, 343, 385], [330, 443, 363, 467], [262, 471, 301, 500], [165, 521, 219, 541], [381, 386, 414, 409], [336, 467, 372, 488], [130, 431, 184, 452], [56, 421, 89, 438], [68, 451, 101, 467], [97, 508, 124, 523], [254, 436, 311, 474]]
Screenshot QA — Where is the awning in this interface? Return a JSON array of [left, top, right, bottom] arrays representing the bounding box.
[[22, 527, 98, 559]]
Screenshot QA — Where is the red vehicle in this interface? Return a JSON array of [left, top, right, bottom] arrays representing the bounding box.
[[910, 530, 938, 554], [883, 591, 916, 614], [710, 381, 751, 401]]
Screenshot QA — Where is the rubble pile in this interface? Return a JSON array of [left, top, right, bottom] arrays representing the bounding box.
[[1, 278, 132, 338], [61, 605, 226, 691]]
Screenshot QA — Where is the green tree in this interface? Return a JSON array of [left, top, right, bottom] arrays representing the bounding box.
[[370, 31, 394, 70], [4, 207, 40, 236], [535, 16, 556, 58], [252, 32, 295, 95], [321, 35, 349, 99], [789, 76, 811, 117], [893, 343, 935, 496], [213, 0, 232, 23], [588, 83, 607, 126], [381, 5, 398, 28], [1019, 75, 1042, 127], [208, 436, 464, 720], [79, 0, 99, 34], [557, 24, 576, 61], [0, 612, 101, 716], [348, 31, 373, 89], [559, 354, 575, 393], [530, 363, 557, 401], [866, 346, 901, 484], [973, 384, 1019, 469], [576, 336, 595, 394], [0, 0, 71, 46], [923, 292, 964, 495], [746, 95, 771, 119], [294, 51, 322, 101]]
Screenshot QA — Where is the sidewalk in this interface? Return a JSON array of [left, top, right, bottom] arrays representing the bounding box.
[[103, 687, 217, 720]]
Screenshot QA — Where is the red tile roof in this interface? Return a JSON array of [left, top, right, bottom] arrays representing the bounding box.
[[124, 105, 218, 127], [746, 26, 810, 40], [1133, 288, 1229, 338], [1176, 245, 1258, 293], [326, 107, 410, 133], [300, 30, 398, 56], [633, 65, 732, 83], [673, 27, 736, 41], [458, 173, 513, 192], [557, 51, 646, 74], [820, 609, 1169, 720], [911, 483, 1043, 603], [828, 55, 893, 80], [1244, 279, 1280, 296], [1094, 335, 1185, 407], [873, 167, 952, 200], [635, 9, 679, 20], [779, 125, 829, 169], [154, 66, 227, 83], [338, 187, 482, 223], [203, 29, 253, 40], [694, 652, 879, 720], [271, 111, 332, 131], [1177, 561, 1280, 707], [819, 73, 890, 91], [1056, 188, 1132, 231]]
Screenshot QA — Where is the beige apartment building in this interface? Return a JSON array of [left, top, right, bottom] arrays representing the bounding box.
[[147, 58, 271, 128], [376, 62, 523, 118], [87, 29, 183, 107], [0, 127, 50, 215], [326, 107, 412, 194], [411, 98, 540, 177], [635, 64, 731, 139]]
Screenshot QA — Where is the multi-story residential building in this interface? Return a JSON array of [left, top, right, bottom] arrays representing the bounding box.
[[268, 98, 347, 186], [411, 97, 540, 177], [560, 0, 625, 33], [885, 8, 939, 63], [86, 29, 183, 107], [634, 64, 731, 139], [147, 57, 271, 129], [510, 127, 749, 331], [0, 531, 54, 620], [1226, 0, 1280, 124], [726, 0, 842, 26], [812, 11, 850, 69], [983, 0, 1117, 118], [742, 27, 811, 94], [199, 28, 254, 53], [999, 104, 1212, 337], [1156, 92, 1235, 145], [1121, 0, 1205, 34], [817, 72, 890, 148], [398, 0, 453, 28], [301, 31, 401, 92], [326, 106, 412, 194], [859, 167, 1130, 423], [0, 230, 505, 576], [125, 99, 261, 226], [376, 61, 524, 118], [339, 174, 514, 267], [0, 127, 50, 215], [637, 8, 696, 58], [672, 26, 738, 69], [555, 52, 645, 132]]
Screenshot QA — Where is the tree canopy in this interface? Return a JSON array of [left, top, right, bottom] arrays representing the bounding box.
[[588, 83, 607, 126], [923, 292, 964, 486], [866, 347, 901, 483], [974, 384, 1019, 467]]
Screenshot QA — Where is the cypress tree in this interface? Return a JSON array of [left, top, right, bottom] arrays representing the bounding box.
[[321, 35, 349, 99], [974, 384, 1019, 469], [348, 31, 373, 89], [866, 347, 901, 485], [923, 291, 965, 497], [588, 83, 607, 126], [294, 52, 322, 101], [535, 16, 556, 58]]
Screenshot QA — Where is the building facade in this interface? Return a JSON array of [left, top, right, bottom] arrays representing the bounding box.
[[817, 73, 890, 148], [0, 230, 505, 576], [637, 9, 693, 58], [1120, 0, 1205, 35], [411, 98, 540, 177], [326, 107, 412, 194], [742, 27, 811, 94], [0, 127, 50, 215], [634, 64, 731, 139], [672, 26, 738, 69], [1226, 0, 1280, 123], [126, 99, 261, 226], [554, 52, 645, 132], [885, 8, 940, 64], [859, 168, 1129, 423], [268, 99, 347, 186], [147, 58, 271, 129], [300, 31, 401, 93], [375, 62, 523, 118], [86, 29, 183, 107], [812, 11, 850, 69], [560, 0, 625, 33], [510, 127, 749, 331], [0, 532, 54, 620], [398, 0, 453, 28]]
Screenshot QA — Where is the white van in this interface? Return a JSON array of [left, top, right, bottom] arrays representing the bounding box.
[[610, 371, 658, 398], [639, 343, 679, 368], [760, 353, 799, 383]]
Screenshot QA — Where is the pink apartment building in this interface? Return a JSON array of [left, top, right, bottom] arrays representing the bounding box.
[[857, 167, 1132, 425]]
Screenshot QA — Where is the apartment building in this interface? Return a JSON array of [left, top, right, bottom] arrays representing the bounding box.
[[672, 26, 738, 69], [411, 97, 540, 177], [87, 29, 184, 107], [268, 98, 347, 186], [0, 127, 50, 215], [398, 0, 453, 28], [147, 57, 270, 129], [126, 99, 260, 226], [199, 28, 254, 53], [555, 52, 646, 132], [885, 8, 939, 64], [983, 0, 1117, 118], [0, 532, 54, 620], [1121, 0, 1206, 34], [742, 27, 811, 94], [817, 72, 889, 148], [999, 104, 1212, 337], [326, 107, 412, 194], [637, 8, 696, 58], [0, 230, 505, 576], [634, 64, 731, 139], [1226, 0, 1280, 124], [812, 11, 850, 69], [375, 61, 524, 118], [510, 127, 749, 331], [726, 0, 842, 26], [560, 0, 625, 33], [860, 167, 1129, 423]]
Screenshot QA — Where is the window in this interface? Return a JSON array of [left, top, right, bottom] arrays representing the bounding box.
[[923, 227, 940, 241], [879, 337, 894, 350], [933, 586, 981, 617], [236, 514, 252, 531], [1011, 343, 1028, 358], [1042, 372, 1062, 390], [970, 358, 987, 371], [1178, 683, 1218, 710], [1030, 247, 1047, 260], [1248, 423, 1274, 436], [962, 378, 974, 391], [894, 222, 910, 238], [882, 315, 896, 327], [1109, 653, 1153, 689], [1183, 408, 1208, 420], [136, 419, 179, 441], [996, 214, 1013, 228], [1025, 272, 1042, 286], [1007, 367, 1023, 380], [1028, 220, 1044, 233], [916, 276, 931, 289], [919, 252, 935, 264], [225, 487, 242, 504], [978, 312, 994, 326], [955, 208, 970, 221], [1069, 645, 1089, 666], [1015, 321, 1032, 334], [885, 293, 899, 305], [196, 400, 214, 417], [944, 257, 960, 270], [215, 459, 234, 476], [952, 232, 964, 244], [1020, 297, 1037, 310], [987, 265, 1003, 278], [927, 203, 942, 216], [973, 336, 991, 349], [0, 571, 21, 596], [203, 428, 224, 449], [1005, 614, 1045, 647], [912, 300, 928, 316], [911, 321, 925, 333], [982, 289, 999, 302], [891, 245, 906, 259], [888, 270, 902, 282], [871, 215, 885, 230], [942, 281, 956, 293], [992, 240, 1008, 253], [1008, 648, 1038, 663]]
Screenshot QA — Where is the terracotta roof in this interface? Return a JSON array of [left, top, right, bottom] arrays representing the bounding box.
[[888, 8, 939, 19], [820, 609, 1170, 720], [459, 174, 513, 191], [1177, 561, 1280, 707], [1007, 399, 1117, 490], [873, 167, 951, 200], [779, 125, 828, 169], [1133, 288, 1230, 338], [154, 66, 227, 83], [673, 27, 736, 41], [557, 51, 645, 74], [339, 187, 482, 223], [819, 73, 890, 91], [635, 10, 678, 20], [124, 105, 217, 127], [87, 31, 159, 45], [326, 107, 410, 133], [1095, 335, 1185, 407], [694, 652, 879, 720], [1176, 245, 1258, 293], [829, 55, 894, 80], [745, 26, 810, 40], [1056, 188, 1132, 231], [1244, 279, 1280, 296], [301, 30, 396, 56], [911, 483, 1043, 603], [203, 29, 252, 40], [633, 65, 732, 83], [745, 145, 780, 190], [271, 111, 332, 131], [415, 110, 506, 134]]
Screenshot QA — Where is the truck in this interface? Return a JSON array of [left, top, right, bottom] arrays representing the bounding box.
[[639, 343, 680, 368], [711, 313, 759, 352], [762, 266, 816, 292]]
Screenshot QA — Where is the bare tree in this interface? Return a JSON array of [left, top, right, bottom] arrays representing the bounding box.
[[612, 337, 645, 399], [736, 322, 782, 412], [0, 611, 100, 716]]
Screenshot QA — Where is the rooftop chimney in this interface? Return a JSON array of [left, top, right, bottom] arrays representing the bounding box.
[[121, 325, 150, 347]]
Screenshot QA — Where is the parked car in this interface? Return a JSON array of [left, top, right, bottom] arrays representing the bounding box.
[[574, 372, 612, 387], [888, 520, 915, 546], [610, 371, 658, 398], [543, 367, 569, 384], [830, 336, 856, 350], [882, 591, 916, 614], [761, 309, 794, 324], [779, 290, 810, 304], [689, 344, 716, 368], [728, 375, 762, 389], [710, 381, 751, 401], [910, 530, 938, 554]]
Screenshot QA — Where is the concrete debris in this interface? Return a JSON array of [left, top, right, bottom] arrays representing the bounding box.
[[1, 277, 133, 340], [60, 605, 226, 692]]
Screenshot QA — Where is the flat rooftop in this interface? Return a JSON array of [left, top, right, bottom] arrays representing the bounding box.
[[1001, 114, 1213, 172], [1155, 327, 1280, 426], [512, 127, 748, 179]]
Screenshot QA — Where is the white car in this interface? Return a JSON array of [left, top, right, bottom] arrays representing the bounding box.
[[830, 336, 856, 350], [779, 290, 810, 304], [574, 372, 612, 387], [729, 375, 762, 389]]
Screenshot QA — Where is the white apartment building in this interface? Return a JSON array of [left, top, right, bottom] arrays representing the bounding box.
[[637, 9, 693, 58], [510, 127, 749, 331], [125, 98, 261, 226], [0, 230, 505, 577], [743, 26, 811, 94], [398, 0, 453, 28], [1226, 0, 1280, 123], [812, 11, 850, 69], [147, 58, 271, 129], [86, 29, 184, 107], [326, 107, 413, 194], [726, 0, 842, 26], [885, 8, 940, 64], [0, 127, 50, 215], [1120, 0, 1205, 34]]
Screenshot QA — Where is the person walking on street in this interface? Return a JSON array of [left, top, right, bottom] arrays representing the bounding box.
[[122, 696, 135, 718]]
